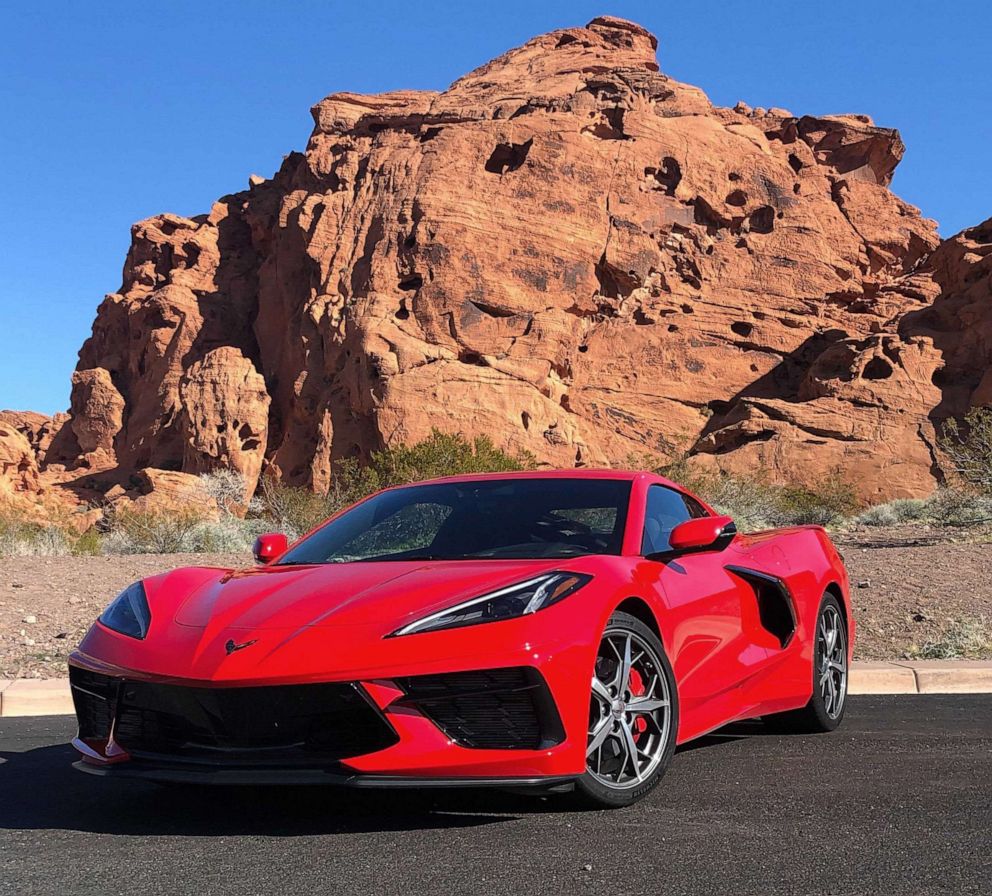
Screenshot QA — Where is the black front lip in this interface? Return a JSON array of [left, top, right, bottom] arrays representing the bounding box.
[[72, 759, 575, 791]]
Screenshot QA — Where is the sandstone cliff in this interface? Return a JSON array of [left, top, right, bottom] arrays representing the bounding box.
[[15, 17, 992, 506]]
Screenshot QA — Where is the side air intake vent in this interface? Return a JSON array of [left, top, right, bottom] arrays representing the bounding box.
[[726, 565, 797, 648]]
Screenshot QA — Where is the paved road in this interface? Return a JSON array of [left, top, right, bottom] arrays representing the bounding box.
[[1, 697, 989, 896]]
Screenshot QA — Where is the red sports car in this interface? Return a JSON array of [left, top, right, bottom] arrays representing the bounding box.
[[69, 470, 853, 807]]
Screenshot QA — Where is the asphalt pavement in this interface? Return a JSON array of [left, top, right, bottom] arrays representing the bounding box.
[[1, 696, 989, 896]]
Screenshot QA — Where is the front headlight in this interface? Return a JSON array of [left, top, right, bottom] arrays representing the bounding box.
[[390, 571, 591, 637], [98, 582, 151, 639]]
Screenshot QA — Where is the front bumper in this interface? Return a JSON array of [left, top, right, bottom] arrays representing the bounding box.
[[68, 662, 579, 785]]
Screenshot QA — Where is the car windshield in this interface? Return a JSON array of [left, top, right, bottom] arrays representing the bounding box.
[[277, 478, 632, 564]]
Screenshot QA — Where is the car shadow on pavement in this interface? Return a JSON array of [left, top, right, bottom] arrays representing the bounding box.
[[0, 722, 766, 836]]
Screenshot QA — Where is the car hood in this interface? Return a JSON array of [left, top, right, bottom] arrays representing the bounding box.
[[169, 558, 570, 632]]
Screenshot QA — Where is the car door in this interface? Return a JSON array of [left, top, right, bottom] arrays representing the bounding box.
[[639, 485, 766, 739]]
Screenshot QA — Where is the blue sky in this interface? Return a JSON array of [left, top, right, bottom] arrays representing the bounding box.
[[1, 1, 989, 414]]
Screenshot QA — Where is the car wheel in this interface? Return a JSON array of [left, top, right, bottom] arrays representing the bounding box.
[[764, 592, 849, 733], [573, 610, 679, 809]]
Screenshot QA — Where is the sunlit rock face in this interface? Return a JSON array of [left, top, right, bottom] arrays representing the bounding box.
[[36, 16, 992, 503]]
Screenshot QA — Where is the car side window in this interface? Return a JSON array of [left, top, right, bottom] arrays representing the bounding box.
[[641, 486, 703, 554], [683, 494, 710, 519]]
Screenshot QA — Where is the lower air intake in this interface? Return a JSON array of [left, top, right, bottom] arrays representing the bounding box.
[[397, 667, 564, 750]]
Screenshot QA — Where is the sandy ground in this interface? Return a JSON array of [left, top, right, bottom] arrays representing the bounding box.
[[1, 532, 989, 678]]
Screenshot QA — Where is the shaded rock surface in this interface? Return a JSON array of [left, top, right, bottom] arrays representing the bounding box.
[[14, 17, 992, 505]]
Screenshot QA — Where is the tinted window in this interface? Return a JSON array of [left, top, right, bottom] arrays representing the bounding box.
[[641, 485, 706, 554], [279, 478, 633, 564], [683, 493, 709, 519]]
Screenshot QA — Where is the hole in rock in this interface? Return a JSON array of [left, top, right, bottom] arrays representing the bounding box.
[[645, 156, 682, 195], [788, 153, 804, 173], [485, 138, 533, 175], [749, 206, 775, 234], [726, 190, 748, 207], [458, 350, 487, 366], [862, 357, 894, 380], [731, 321, 754, 337], [398, 274, 423, 291]]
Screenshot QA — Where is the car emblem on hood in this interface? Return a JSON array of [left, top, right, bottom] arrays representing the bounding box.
[[225, 638, 258, 655]]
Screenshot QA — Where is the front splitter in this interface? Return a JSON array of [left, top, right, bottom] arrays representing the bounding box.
[[72, 759, 576, 791]]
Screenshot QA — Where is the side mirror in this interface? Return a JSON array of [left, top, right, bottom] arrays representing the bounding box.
[[669, 515, 737, 553], [253, 533, 288, 565]]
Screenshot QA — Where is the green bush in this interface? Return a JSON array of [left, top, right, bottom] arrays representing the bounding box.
[[259, 430, 535, 538], [367, 429, 536, 486], [776, 476, 859, 527]]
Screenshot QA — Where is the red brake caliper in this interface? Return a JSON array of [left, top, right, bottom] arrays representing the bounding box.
[[628, 668, 648, 739]]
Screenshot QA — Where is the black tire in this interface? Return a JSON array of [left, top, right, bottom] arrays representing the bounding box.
[[763, 592, 848, 734], [572, 611, 679, 809]]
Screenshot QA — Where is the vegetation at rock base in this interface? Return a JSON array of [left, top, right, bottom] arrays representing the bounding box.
[[940, 406, 992, 497], [3, 423, 992, 557]]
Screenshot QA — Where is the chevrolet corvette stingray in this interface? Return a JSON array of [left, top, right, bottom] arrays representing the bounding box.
[[69, 470, 853, 807]]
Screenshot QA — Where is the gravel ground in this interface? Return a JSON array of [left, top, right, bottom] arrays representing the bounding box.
[[1, 530, 989, 678]]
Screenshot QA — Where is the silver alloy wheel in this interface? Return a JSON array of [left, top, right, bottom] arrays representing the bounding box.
[[818, 604, 848, 719], [586, 628, 671, 790]]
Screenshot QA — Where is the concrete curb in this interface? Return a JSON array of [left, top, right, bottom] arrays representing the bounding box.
[[2, 662, 991, 717]]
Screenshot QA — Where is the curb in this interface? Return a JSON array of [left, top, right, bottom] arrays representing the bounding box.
[[2, 662, 992, 718]]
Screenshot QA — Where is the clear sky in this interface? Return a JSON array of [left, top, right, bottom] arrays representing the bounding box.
[[1, 0, 989, 415]]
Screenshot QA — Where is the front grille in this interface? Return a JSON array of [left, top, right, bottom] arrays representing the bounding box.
[[70, 668, 398, 766], [398, 667, 564, 750]]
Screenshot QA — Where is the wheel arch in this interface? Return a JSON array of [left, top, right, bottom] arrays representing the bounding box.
[[823, 581, 849, 632], [613, 596, 662, 644]]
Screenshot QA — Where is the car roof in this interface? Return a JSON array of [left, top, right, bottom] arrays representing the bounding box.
[[393, 468, 682, 489]]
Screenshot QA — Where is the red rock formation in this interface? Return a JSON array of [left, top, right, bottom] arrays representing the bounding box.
[[26, 17, 992, 503]]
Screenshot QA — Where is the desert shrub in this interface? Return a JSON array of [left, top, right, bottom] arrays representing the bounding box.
[[367, 429, 536, 486], [909, 618, 992, 660], [0, 517, 73, 557], [926, 487, 992, 527], [198, 469, 252, 515], [855, 498, 930, 527], [653, 457, 859, 531], [72, 527, 104, 556], [701, 474, 784, 531], [101, 507, 211, 554], [775, 476, 859, 527], [941, 407, 992, 495], [190, 515, 270, 553], [258, 478, 341, 540]]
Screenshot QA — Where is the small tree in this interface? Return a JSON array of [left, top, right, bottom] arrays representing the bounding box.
[[941, 407, 992, 495]]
